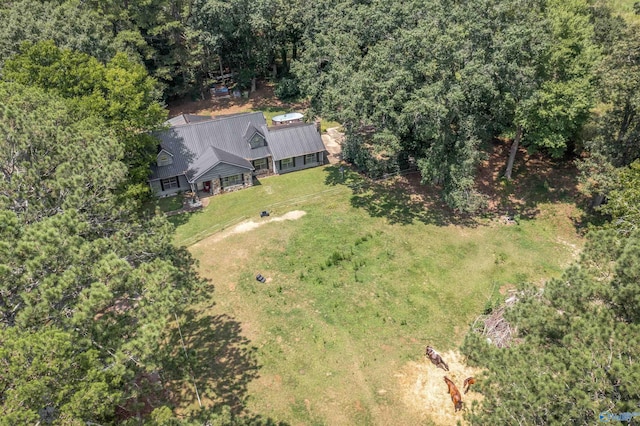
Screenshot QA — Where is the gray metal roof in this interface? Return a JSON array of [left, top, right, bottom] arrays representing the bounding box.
[[246, 145, 271, 161], [166, 115, 188, 127], [165, 113, 213, 127], [242, 122, 263, 140], [151, 112, 266, 181], [187, 146, 253, 182], [267, 124, 327, 161], [150, 112, 325, 181]]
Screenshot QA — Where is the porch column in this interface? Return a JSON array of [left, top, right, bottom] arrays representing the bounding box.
[[212, 178, 222, 195]]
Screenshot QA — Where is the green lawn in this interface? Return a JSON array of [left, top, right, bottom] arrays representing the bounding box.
[[320, 119, 341, 132], [143, 193, 183, 215], [171, 167, 351, 246], [252, 107, 289, 126], [169, 165, 584, 424], [255, 107, 340, 132]]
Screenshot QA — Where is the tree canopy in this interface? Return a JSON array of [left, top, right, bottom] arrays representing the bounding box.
[[579, 19, 640, 208], [292, 0, 601, 210], [0, 0, 114, 67], [462, 229, 640, 424], [3, 41, 167, 196], [1, 0, 640, 423], [0, 83, 206, 423]]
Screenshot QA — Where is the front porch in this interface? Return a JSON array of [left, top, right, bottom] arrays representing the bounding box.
[[193, 171, 253, 197]]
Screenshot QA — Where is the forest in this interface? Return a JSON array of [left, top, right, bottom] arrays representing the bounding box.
[[0, 0, 639, 424]]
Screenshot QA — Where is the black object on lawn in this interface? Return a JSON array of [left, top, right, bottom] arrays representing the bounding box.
[[256, 274, 266, 283], [260, 211, 270, 217]]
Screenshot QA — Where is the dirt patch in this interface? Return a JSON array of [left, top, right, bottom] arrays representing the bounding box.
[[192, 210, 307, 248], [397, 351, 482, 425], [475, 139, 582, 217], [322, 127, 344, 164], [168, 82, 307, 119], [347, 138, 583, 227], [499, 283, 516, 295]]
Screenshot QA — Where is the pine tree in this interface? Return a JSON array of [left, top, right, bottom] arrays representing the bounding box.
[[2, 43, 166, 195], [0, 84, 206, 423], [463, 229, 640, 424]]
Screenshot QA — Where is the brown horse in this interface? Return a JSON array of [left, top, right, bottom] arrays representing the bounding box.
[[444, 376, 463, 412], [425, 346, 449, 371], [463, 377, 476, 394]]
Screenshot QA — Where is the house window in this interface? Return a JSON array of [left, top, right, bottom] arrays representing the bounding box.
[[161, 176, 179, 190], [249, 133, 265, 149], [304, 153, 317, 165], [253, 158, 268, 170], [222, 174, 243, 188], [280, 157, 295, 170]]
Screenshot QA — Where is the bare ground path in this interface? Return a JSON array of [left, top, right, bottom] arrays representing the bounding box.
[[322, 127, 344, 164], [191, 210, 307, 248]]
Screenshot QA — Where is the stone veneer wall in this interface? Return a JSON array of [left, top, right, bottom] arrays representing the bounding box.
[[243, 172, 253, 187], [212, 178, 222, 195]]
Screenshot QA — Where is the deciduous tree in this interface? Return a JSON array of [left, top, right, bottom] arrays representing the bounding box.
[[580, 19, 640, 207], [599, 160, 640, 234], [2, 42, 166, 195], [501, 0, 598, 179]]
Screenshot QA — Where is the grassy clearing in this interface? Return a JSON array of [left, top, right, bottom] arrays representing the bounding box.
[[320, 119, 342, 133], [254, 106, 339, 132], [170, 165, 584, 425], [251, 107, 288, 126], [143, 194, 183, 215], [610, 0, 640, 24]]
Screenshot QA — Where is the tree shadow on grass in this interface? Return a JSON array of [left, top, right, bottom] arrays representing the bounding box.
[[324, 165, 479, 227], [167, 209, 203, 229], [161, 307, 283, 422], [325, 138, 591, 230], [476, 139, 593, 231]]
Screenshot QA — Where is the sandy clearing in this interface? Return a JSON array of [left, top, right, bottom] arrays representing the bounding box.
[[322, 127, 344, 164], [397, 350, 483, 425], [192, 210, 307, 248]]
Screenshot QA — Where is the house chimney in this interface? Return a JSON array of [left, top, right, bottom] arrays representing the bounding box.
[[315, 119, 321, 134]]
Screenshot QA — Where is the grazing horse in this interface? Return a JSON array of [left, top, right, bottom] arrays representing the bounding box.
[[444, 376, 463, 412], [463, 377, 476, 394], [425, 346, 449, 371]]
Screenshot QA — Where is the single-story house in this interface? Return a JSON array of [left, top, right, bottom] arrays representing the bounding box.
[[149, 112, 327, 197]]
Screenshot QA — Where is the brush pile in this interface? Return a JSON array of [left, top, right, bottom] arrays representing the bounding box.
[[472, 293, 519, 348]]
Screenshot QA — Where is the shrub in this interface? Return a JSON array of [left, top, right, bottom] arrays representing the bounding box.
[[275, 77, 300, 101]]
